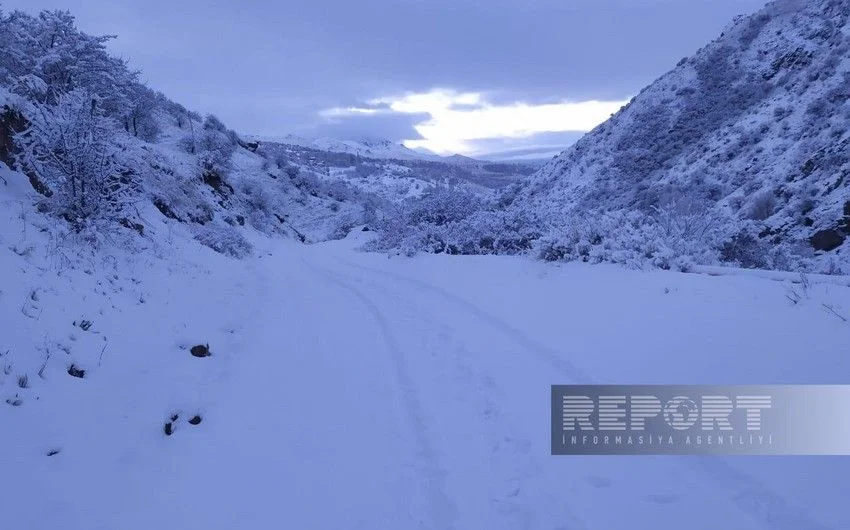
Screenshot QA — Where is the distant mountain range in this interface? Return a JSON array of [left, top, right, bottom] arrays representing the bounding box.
[[251, 137, 542, 205], [246, 134, 443, 161]]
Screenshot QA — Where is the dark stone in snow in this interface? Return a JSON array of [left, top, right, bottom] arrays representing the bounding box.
[[119, 218, 144, 235], [190, 344, 210, 358], [153, 198, 181, 221], [67, 364, 86, 378], [202, 169, 234, 199], [188, 415, 202, 425], [361, 226, 371, 232], [810, 229, 845, 251]]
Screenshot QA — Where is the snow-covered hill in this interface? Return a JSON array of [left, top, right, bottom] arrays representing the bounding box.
[[253, 138, 539, 204], [504, 0, 850, 272], [247, 133, 441, 161]]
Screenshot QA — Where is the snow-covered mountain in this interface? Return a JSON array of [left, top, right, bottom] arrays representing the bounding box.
[[253, 138, 540, 204], [247, 134, 442, 161], [504, 0, 850, 271]]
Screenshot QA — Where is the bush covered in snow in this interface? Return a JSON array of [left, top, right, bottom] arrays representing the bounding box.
[[371, 178, 842, 273], [14, 89, 134, 224], [193, 223, 253, 258], [368, 187, 544, 256], [533, 208, 730, 272], [369, 187, 482, 253]]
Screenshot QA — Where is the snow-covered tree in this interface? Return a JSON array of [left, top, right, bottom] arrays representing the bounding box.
[[14, 89, 127, 222], [0, 8, 139, 116], [123, 85, 160, 142]]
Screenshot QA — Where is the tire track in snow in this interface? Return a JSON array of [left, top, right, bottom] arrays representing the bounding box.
[[333, 256, 834, 530], [320, 263, 588, 530], [299, 257, 458, 530], [334, 257, 590, 382], [689, 458, 832, 530]]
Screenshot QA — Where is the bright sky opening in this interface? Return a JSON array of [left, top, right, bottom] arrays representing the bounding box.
[[321, 89, 629, 156]]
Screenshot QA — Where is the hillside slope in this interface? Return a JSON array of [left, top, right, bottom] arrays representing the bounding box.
[[505, 0, 850, 272], [0, 8, 379, 253]]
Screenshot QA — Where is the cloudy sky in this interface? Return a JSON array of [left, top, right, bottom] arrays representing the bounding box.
[[4, 0, 766, 158]]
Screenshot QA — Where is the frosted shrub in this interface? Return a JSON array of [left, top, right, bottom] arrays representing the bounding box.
[[649, 198, 728, 256], [202, 114, 228, 133], [406, 187, 482, 227], [197, 129, 236, 174], [446, 209, 543, 255], [238, 177, 274, 214], [369, 187, 483, 253], [746, 190, 777, 220], [534, 209, 724, 271], [236, 177, 290, 234], [178, 134, 197, 154], [329, 210, 360, 240], [719, 222, 775, 269], [14, 89, 129, 223], [323, 180, 355, 202], [193, 223, 253, 258], [291, 170, 322, 195]]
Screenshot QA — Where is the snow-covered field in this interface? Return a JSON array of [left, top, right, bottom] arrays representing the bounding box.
[[2, 176, 850, 528]]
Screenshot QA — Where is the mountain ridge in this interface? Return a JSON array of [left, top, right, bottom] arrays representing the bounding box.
[[502, 0, 850, 271]]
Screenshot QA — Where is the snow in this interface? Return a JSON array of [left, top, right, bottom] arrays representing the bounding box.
[[245, 134, 443, 161], [2, 185, 850, 528]]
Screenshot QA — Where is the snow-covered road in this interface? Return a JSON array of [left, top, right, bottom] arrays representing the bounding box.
[[3, 231, 850, 529]]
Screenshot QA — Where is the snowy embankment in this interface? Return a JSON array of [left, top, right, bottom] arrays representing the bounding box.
[[2, 175, 850, 528]]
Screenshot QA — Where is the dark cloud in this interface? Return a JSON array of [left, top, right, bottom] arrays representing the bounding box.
[[3, 0, 768, 150], [306, 112, 429, 142], [466, 131, 589, 160]]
